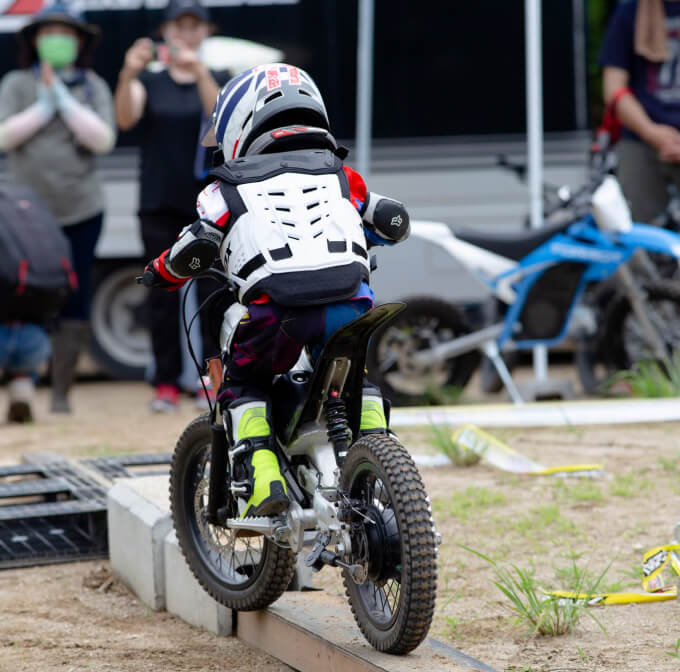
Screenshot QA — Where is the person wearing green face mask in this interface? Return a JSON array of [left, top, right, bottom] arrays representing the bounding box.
[[36, 32, 79, 70], [0, 3, 116, 415]]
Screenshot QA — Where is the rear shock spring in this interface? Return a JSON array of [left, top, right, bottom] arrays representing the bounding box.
[[325, 390, 352, 465]]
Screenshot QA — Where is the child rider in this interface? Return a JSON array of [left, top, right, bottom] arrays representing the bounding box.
[[144, 64, 410, 518]]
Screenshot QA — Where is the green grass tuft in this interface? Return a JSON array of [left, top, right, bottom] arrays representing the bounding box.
[[432, 487, 506, 521], [462, 546, 607, 637], [606, 352, 680, 398], [428, 423, 481, 466]]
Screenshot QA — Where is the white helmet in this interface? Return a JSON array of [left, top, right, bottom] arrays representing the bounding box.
[[201, 63, 331, 160]]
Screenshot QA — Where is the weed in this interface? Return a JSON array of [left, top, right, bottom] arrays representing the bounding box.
[[658, 456, 679, 472], [444, 616, 461, 638], [553, 479, 604, 503], [577, 646, 589, 662], [428, 423, 481, 466], [423, 384, 463, 406], [621, 564, 644, 585], [433, 487, 506, 521], [667, 638, 680, 658], [461, 546, 606, 637], [509, 505, 581, 539], [610, 473, 651, 498], [607, 353, 680, 398]]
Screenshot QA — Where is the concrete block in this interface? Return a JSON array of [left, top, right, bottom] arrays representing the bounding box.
[[107, 476, 173, 610], [164, 530, 233, 635]]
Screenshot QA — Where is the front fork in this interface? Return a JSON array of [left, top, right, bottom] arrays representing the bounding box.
[[206, 357, 229, 525]]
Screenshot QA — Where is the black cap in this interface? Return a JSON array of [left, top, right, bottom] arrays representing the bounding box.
[[162, 0, 210, 24]]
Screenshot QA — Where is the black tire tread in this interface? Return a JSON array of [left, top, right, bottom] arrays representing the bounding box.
[[578, 280, 680, 394], [341, 433, 437, 654], [170, 413, 296, 612]]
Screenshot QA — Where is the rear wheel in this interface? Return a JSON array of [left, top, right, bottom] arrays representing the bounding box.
[[170, 414, 296, 611], [341, 433, 437, 654], [366, 296, 479, 406]]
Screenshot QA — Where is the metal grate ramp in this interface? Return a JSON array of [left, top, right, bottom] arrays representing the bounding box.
[[0, 453, 171, 570]]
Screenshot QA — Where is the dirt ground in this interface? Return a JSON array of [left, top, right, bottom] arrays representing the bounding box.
[[1, 381, 679, 671]]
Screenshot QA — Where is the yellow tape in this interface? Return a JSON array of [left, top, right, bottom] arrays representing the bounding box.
[[534, 464, 605, 475], [642, 544, 680, 593], [548, 587, 677, 605], [450, 424, 604, 476]]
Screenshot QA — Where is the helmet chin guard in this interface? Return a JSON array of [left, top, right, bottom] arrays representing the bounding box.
[[245, 125, 341, 156]]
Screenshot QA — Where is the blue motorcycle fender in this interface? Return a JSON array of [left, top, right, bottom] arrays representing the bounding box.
[[615, 223, 680, 258]]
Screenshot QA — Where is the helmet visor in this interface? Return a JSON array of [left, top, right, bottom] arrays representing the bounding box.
[[200, 123, 218, 148]]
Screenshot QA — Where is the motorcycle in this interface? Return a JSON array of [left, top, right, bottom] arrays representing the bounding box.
[[367, 174, 680, 404], [140, 268, 439, 655]]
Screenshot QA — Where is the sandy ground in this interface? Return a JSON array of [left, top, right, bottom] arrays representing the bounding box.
[[1, 381, 679, 671]]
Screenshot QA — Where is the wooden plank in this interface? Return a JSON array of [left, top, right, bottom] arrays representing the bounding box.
[[238, 592, 499, 672]]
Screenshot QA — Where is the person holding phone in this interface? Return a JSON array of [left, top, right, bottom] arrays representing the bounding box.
[[115, 0, 230, 412]]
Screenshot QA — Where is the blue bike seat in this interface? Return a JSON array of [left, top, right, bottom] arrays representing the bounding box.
[[452, 220, 572, 261]]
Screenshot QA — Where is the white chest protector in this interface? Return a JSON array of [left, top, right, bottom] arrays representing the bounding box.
[[213, 151, 371, 306]]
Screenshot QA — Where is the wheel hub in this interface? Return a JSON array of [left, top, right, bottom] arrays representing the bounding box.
[[362, 504, 400, 585]]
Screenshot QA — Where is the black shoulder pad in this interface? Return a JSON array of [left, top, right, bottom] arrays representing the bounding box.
[[210, 149, 343, 185]]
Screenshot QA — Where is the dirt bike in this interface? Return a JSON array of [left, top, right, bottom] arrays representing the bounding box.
[[367, 172, 680, 404], [140, 268, 439, 655]]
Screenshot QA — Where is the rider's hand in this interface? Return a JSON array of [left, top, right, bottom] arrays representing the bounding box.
[[143, 254, 187, 291], [645, 123, 680, 162], [121, 38, 154, 79]]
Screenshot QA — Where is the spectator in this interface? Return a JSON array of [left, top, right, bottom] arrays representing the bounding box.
[[0, 2, 116, 414], [601, 0, 680, 222], [114, 0, 230, 412], [0, 324, 51, 423]]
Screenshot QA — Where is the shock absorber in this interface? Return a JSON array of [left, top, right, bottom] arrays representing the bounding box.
[[325, 389, 352, 465]]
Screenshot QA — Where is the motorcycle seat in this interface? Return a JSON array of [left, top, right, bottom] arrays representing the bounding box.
[[451, 220, 573, 261]]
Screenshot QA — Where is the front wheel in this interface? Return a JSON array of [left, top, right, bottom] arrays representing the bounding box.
[[170, 414, 296, 611], [341, 433, 437, 654], [576, 281, 680, 394], [366, 296, 479, 406]]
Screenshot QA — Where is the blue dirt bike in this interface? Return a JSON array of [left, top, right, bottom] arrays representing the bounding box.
[[367, 175, 680, 403]]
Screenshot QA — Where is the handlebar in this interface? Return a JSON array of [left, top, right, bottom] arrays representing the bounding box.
[[136, 265, 233, 288]]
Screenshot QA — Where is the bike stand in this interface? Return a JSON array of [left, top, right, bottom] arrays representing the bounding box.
[[481, 341, 524, 404], [481, 341, 575, 404], [515, 377, 575, 402]]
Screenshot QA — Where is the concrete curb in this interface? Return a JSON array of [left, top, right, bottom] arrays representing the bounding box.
[[391, 396, 680, 428], [107, 475, 313, 635], [107, 479, 172, 610], [164, 530, 233, 635]]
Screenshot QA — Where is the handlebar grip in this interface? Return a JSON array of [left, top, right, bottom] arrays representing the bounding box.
[[137, 270, 156, 287]]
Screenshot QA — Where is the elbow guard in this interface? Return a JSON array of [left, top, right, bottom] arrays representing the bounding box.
[[167, 220, 220, 277], [363, 193, 410, 242]]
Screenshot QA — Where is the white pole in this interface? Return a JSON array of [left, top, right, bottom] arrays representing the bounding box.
[[356, 0, 375, 178], [525, 0, 548, 381]]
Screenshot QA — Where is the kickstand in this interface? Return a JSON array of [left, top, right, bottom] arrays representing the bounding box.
[[481, 340, 524, 405]]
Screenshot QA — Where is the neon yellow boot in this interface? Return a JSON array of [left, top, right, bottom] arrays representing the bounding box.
[[360, 385, 388, 434], [226, 400, 288, 518]]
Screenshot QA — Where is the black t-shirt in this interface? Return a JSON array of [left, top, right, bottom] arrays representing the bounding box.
[[138, 69, 230, 218]]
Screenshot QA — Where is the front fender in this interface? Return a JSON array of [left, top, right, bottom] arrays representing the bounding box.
[[615, 222, 680, 258]]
